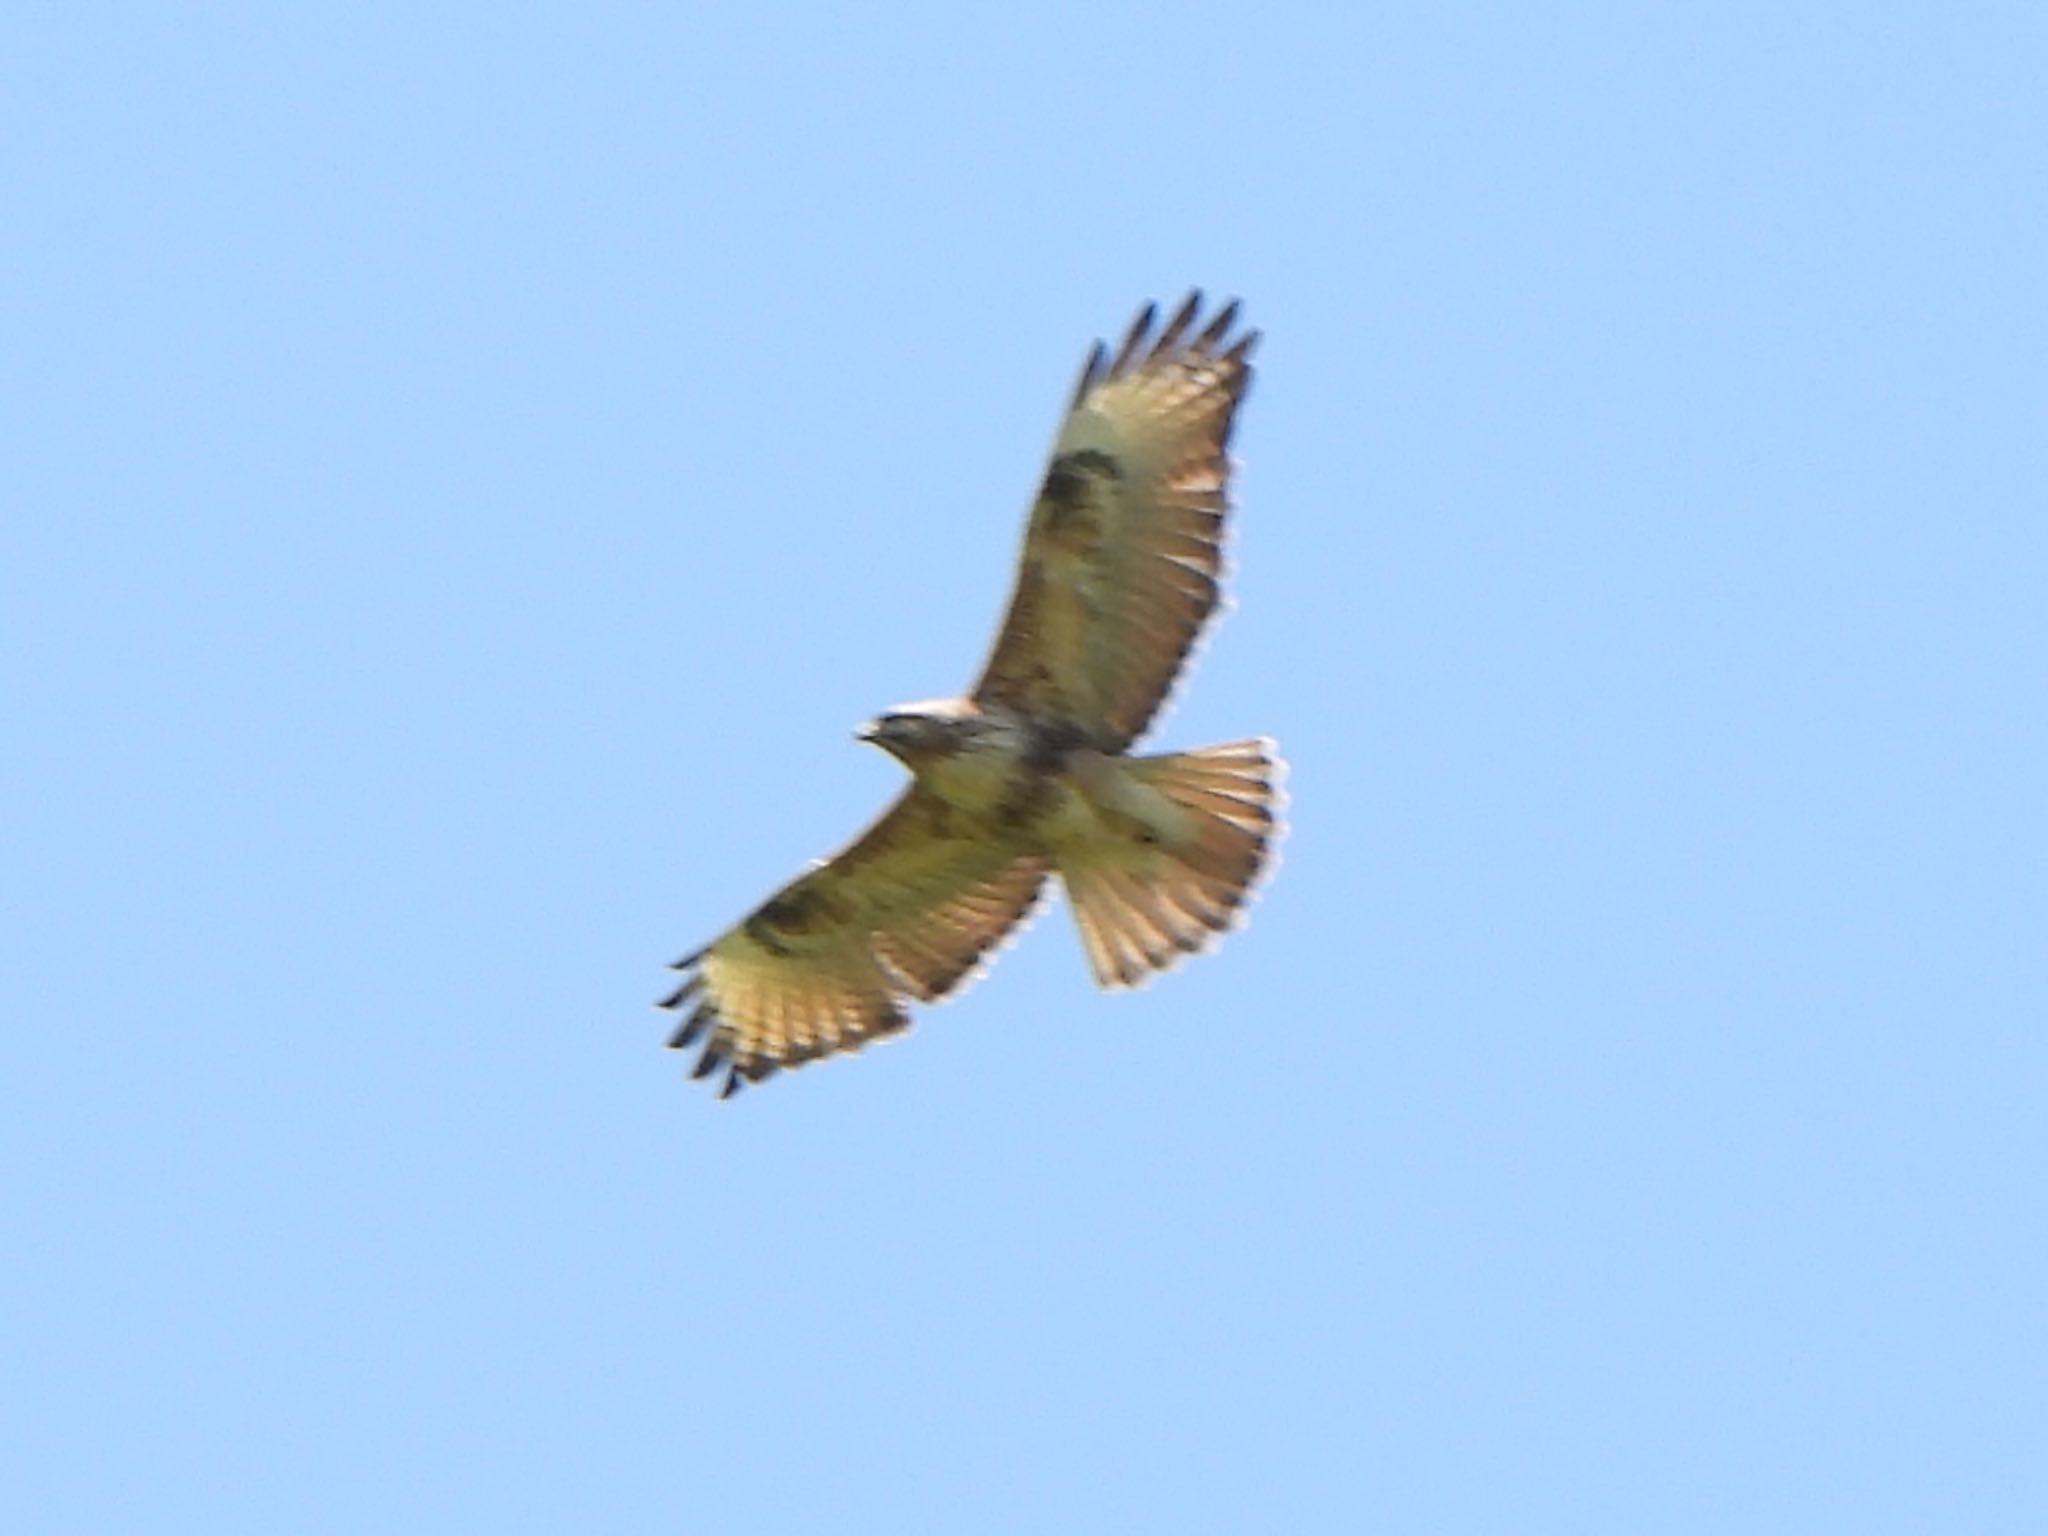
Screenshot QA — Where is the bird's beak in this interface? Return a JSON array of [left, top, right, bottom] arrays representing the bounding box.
[[855, 721, 880, 744]]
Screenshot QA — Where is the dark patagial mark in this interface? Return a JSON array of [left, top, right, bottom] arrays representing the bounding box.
[[1040, 450, 1122, 552], [742, 886, 836, 955], [1040, 449, 1122, 508], [742, 916, 795, 957], [1039, 449, 1122, 541], [758, 890, 819, 931]]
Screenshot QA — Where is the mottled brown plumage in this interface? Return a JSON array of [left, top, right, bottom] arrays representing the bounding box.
[[974, 293, 1254, 750], [661, 295, 1282, 1096]]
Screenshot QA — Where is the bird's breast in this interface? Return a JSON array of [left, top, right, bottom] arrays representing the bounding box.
[[916, 722, 1035, 820]]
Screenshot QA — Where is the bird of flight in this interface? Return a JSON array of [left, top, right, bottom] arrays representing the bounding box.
[[661, 294, 1283, 1096]]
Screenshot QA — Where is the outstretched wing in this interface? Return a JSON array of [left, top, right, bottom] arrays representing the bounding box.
[[660, 788, 1049, 1097], [972, 293, 1257, 751]]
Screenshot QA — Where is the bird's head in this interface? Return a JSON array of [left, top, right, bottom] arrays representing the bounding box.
[[857, 700, 975, 768]]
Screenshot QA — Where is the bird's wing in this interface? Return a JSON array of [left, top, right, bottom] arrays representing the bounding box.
[[660, 787, 1049, 1096], [971, 293, 1257, 751]]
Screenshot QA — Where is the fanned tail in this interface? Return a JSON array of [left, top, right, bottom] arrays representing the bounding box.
[[1058, 738, 1284, 988]]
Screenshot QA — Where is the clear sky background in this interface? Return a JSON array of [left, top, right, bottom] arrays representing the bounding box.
[[5, 4, 2043, 1532]]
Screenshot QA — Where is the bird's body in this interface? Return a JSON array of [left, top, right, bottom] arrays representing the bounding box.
[[661, 295, 1284, 1095], [868, 700, 1211, 864]]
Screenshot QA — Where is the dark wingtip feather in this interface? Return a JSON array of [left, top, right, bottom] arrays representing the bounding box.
[[1196, 298, 1242, 352], [666, 1000, 716, 1049], [657, 972, 705, 1012], [1152, 291, 1203, 359], [1070, 340, 1108, 408], [1076, 294, 1255, 403], [1109, 301, 1157, 375], [715, 1058, 778, 1100]]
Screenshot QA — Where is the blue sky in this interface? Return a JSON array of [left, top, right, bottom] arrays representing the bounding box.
[[5, 4, 2044, 1531]]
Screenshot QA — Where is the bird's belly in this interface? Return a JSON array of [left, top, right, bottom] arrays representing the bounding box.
[[1022, 783, 1118, 859], [1033, 752, 1193, 854]]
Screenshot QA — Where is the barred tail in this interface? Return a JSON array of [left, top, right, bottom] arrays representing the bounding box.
[[1058, 738, 1284, 989]]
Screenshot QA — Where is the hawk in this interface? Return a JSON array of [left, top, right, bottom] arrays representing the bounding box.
[[661, 294, 1284, 1095]]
